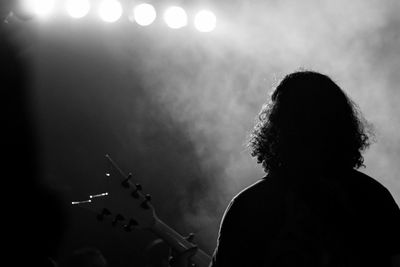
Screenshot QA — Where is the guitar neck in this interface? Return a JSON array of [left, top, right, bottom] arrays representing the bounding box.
[[151, 218, 211, 267]]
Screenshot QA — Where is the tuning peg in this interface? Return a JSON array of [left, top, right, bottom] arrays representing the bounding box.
[[140, 194, 152, 209], [123, 218, 139, 232], [96, 208, 111, 221], [131, 183, 142, 199], [121, 173, 132, 188], [186, 233, 195, 243], [136, 183, 142, 190], [112, 214, 125, 227]]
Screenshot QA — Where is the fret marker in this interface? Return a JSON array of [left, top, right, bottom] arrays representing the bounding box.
[[89, 192, 109, 199], [71, 199, 92, 205]]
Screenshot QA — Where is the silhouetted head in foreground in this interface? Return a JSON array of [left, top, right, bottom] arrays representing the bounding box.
[[249, 70, 373, 173]]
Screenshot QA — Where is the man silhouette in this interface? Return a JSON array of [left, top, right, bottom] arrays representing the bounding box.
[[210, 71, 400, 267]]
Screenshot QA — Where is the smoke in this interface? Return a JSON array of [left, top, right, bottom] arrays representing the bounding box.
[[25, 0, 400, 258], [122, 0, 400, 251]]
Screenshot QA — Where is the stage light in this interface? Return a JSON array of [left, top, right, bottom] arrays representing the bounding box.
[[21, 0, 55, 17], [164, 6, 187, 29], [194, 10, 216, 32], [133, 3, 156, 26], [98, 0, 122, 23], [66, 0, 90, 19]]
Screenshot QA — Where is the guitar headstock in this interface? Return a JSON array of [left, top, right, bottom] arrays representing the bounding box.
[[72, 155, 212, 267], [72, 154, 158, 232]]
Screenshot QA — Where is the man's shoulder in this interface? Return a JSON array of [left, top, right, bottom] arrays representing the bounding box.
[[219, 175, 284, 233], [231, 175, 282, 207], [348, 168, 390, 194]]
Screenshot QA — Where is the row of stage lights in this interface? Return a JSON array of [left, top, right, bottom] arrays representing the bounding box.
[[19, 0, 217, 32]]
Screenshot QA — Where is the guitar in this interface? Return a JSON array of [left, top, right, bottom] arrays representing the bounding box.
[[73, 154, 211, 267]]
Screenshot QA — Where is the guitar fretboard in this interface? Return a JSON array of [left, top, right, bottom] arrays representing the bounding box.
[[152, 218, 211, 267]]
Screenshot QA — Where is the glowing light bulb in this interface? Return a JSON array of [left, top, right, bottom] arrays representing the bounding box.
[[21, 0, 55, 17], [66, 0, 90, 19], [133, 3, 156, 26], [164, 6, 187, 29], [99, 0, 123, 23], [194, 10, 216, 32]]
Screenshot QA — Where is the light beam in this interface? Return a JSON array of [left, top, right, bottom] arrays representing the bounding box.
[[21, 0, 55, 17], [66, 0, 90, 19], [194, 10, 216, 32], [164, 6, 187, 29], [99, 0, 122, 23], [133, 3, 156, 26]]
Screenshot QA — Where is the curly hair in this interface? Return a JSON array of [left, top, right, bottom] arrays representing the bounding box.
[[248, 71, 373, 173]]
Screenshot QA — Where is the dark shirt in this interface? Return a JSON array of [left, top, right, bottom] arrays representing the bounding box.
[[210, 168, 400, 267]]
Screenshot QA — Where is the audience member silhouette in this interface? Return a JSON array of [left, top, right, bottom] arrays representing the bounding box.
[[210, 71, 400, 267]]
